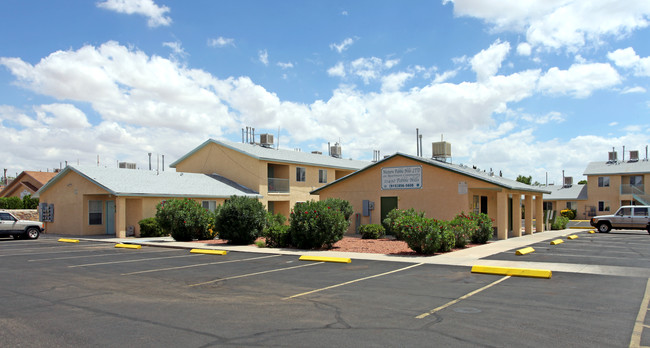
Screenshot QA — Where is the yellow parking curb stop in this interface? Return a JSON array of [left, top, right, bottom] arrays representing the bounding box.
[[550, 239, 564, 245], [58, 238, 79, 243], [471, 265, 552, 279], [515, 247, 535, 255], [299, 255, 351, 263], [567, 235, 578, 240], [588, 230, 596, 234], [190, 249, 228, 255], [115, 243, 141, 249]]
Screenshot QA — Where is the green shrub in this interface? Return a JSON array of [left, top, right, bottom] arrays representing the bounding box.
[[395, 213, 442, 254], [436, 220, 456, 252], [359, 224, 386, 239], [266, 211, 287, 228], [215, 196, 267, 245], [264, 224, 291, 248], [322, 198, 354, 221], [383, 208, 425, 240], [155, 198, 213, 241], [551, 216, 570, 230], [449, 212, 478, 248], [0, 197, 23, 209], [289, 200, 348, 249], [138, 217, 166, 237], [22, 195, 39, 209], [470, 212, 493, 244], [560, 209, 576, 220]]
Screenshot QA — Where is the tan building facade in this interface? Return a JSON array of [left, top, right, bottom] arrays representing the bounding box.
[[36, 165, 260, 237], [170, 139, 369, 218], [0, 171, 57, 198], [312, 153, 550, 240]]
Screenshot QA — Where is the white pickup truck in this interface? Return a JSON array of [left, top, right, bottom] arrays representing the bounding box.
[[0, 210, 43, 239], [590, 205, 650, 233]]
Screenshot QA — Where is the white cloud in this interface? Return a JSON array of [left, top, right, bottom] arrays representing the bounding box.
[[470, 39, 511, 82], [97, 0, 172, 27], [327, 62, 346, 77], [608, 47, 650, 76], [348, 57, 400, 84], [381, 72, 413, 92], [609, 121, 618, 126], [433, 69, 457, 83], [621, 86, 646, 94], [277, 62, 294, 69], [445, 0, 650, 52], [538, 63, 621, 98], [516, 42, 531, 56], [258, 50, 269, 66], [521, 111, 564, 124], [207, 37, 235, 48], [330, 38, 356, 53]]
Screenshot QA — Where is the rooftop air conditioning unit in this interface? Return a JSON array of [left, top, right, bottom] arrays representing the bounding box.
[[563, 176, 573, 187], [260, 134, 274, 148], [629, 150, 639, 162], [311, 151, 322, 155], [608, 151, 617, 162], [119, 162, 136, 169], [330, 143, 342, 158]]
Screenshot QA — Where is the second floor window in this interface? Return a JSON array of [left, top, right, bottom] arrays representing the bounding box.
[[296, 167, 306, 182], [319, 169, 327, 183], [598, 176, 610, 187], [630, 175, 643, 187]]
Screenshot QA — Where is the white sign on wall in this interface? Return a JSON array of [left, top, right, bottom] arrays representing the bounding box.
[[381, 166, 422, 190]]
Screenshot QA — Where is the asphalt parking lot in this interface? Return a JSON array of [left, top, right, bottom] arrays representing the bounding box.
[[2, 231, 650, 347]]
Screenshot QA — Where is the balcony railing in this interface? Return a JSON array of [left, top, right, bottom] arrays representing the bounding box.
[[268, 178, 289, 193], [621, 184, 645, 195]]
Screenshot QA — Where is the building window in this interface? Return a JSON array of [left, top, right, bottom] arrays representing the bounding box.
[[566, 202, 577, 210], [598, 176, 610, 187], [630, 175, 643, 187], [598, 201, 610, 212], [543, 202, 553, 211], [202, 200, 217, 211], [296, 167, 306, 182], [319, 169, 327, 183], [89, 200, 103, 225]]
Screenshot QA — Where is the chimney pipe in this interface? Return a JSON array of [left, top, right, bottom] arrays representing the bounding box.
[[148, 153, 152, 170], [623, 146, 626, 162], [416, 128, 420, 156], [162, 155, 165, 171]]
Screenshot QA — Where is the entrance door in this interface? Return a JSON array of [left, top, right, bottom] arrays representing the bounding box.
[[106, 201, 116, 235], [380, 197, 398, 225]]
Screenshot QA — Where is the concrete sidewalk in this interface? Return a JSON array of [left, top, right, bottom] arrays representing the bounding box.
[[50, 228, 638, 276]]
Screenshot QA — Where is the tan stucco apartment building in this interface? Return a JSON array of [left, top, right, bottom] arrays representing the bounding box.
[[36, 165, 261, 237], [0, 171, 56, 199], [544, 149, 650, 219], [170, 139, 369, 218], [312, 153, 550, 240]]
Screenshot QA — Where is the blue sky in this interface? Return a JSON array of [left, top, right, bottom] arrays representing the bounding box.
[[1, 0, 649, 185]]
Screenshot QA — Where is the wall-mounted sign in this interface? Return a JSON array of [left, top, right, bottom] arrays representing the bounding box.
[[381, 166, 422, 190], [458, 181, 467, 194]]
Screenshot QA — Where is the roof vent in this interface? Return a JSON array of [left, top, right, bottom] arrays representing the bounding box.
[[260, 134, 274, 148], [119, 162, 136, 169], [629, 150, 639, 162]]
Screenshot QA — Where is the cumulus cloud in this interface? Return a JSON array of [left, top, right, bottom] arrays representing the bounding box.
[[538, 63, 621, 98], [97, 0, 172, 27], [608, 47, 650, 76], [517, 42, 532, 56], [277, 62, 294, 69], [330, 38, 356, 53], [207, 37, 235, 48], [470, 40, 511, 82], [327, 62, 346, 77], [258, 50, 269, 65], [445, 0, 650, 51]]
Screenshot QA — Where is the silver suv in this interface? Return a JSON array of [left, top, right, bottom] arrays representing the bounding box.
[[590, 205, 650, 233], [0, 211, 44, 239]]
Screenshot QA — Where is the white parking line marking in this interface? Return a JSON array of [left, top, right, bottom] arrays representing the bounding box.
[[189, 261, 323, 287], [630, 278, 650, 348], [68, 254, 200, 268], [28, 249, 175, 262], [416, 276, 510, 319], [0, 245, 115, 257], [122, 254, 281, 275], [284, 263, 424, 300]]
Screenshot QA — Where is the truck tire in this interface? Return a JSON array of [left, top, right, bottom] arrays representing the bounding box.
[[24, 227, 40, 240], [597, 222, 611, 233]]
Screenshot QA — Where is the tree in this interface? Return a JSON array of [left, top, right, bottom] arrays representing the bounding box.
[[516, 175, 532, 185], [578, 180, 587, 185]]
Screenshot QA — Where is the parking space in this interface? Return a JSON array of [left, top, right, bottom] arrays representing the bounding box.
[[2, 233, 650, 347]]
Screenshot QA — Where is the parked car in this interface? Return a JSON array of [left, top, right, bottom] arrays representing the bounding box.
[[590, 205, 650, 233], [0, 210, 44, 239]]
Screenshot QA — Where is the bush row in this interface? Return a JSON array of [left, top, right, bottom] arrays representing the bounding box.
[[143, 196, 351, 249], [0, 195, 39, 210], [384, 209, 493, 254]]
